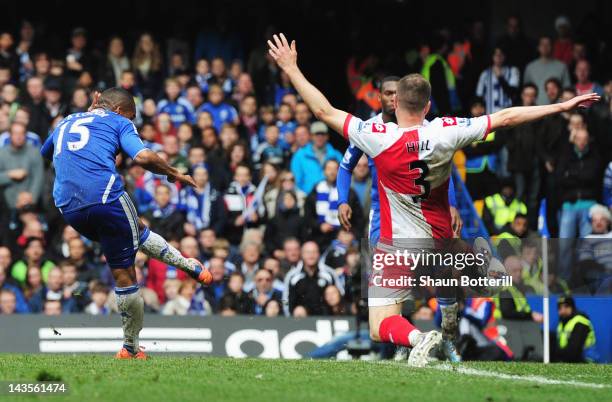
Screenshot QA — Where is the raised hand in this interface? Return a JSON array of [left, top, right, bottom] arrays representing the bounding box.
[[560, 92, 601, 111], [88, 91, 101, 112], [267, 33, 297, 71]]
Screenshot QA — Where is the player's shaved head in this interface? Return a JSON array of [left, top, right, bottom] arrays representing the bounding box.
[[97, 87, 136, 119], [396, 74, 431, 114], [380, 75, 400, 89]]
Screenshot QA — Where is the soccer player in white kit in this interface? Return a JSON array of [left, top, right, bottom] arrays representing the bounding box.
[[267, 33, 599, 366]]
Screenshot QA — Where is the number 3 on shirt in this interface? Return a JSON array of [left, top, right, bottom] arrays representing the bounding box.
[[408, 160, 430, 200], [55, 117, 94, 156]]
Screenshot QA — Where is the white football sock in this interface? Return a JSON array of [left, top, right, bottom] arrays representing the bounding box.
[[139, 230, 200, 277], [115, 286, 144, 355], [408, 329, 423, 347]]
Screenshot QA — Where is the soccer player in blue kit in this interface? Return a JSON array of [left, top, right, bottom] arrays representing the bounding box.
[[335, 76, 464, 362], [41, 88, 212, 360]]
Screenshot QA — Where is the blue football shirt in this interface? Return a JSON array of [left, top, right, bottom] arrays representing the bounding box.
[[41, 109, 146, 213]]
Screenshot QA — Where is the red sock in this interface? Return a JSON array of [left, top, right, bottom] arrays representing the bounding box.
[[378, 315, 417, 346]]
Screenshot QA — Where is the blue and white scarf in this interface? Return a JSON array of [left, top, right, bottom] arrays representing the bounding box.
[[148, 201, 177, 219], [181, 184, 212, 230], [315, 181, 340, 227]]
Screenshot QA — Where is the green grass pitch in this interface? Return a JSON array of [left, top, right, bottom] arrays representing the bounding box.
[[1, 355, 610, 402]]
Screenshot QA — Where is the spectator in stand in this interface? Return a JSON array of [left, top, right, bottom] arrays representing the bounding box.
[[523, 36, 571, 105], [0, 65, 11, 88], [239, 241, 261, 291], [497, 15, 533, 71], [290, 121, 342, 194], [247, 268, 282, 315], [305, 159, 363, 248], [0, 31, 18, 80], [322, 285, 350, 316], [0, 122, 43, 208], [283, 241, 341, 317], [238, 95, 259, 150], [65, 28, 94, 79], [176, 123, 194, 154], [162, 278, 211, 316], [292, 124, 311, 152], [505, 83, 541, 227], [604, 162, 612, 209], [20, 76, 50, 137], [98, 36, 130, 89], [264, 190, 304, 255], [551, 296, 597, 362], [1, 83, 20, 113], [10, 237, 55, 286], [197, 83, 239, 132], [0, 253, 29, 313], [476, 46, 520, 113], [201, 256, 228, 311], [208, 57, 233, 95], [59, 260, 87, 311], [262, 257, 285, 292], [274, 71, 296, 108], [143, 183, 186, 240], [22, 265, 44, 300], [279, 237, 301, 273], [538, 88, 576, 236], [544, 77, 562, 104], [0, 247, 12, 276], [132, 33, 163, 99], [15, 21, 35, 82], [67, 237, 99, 284], [483, 180, 527, 236], [0, 288, 17, 315], [574, 60, 603, 96], [180, 164, 226, 234], [43, 78, 68, 121], [223, 164, 262, 246], [253, 125, 289, 171], [552, 16, 573, 66], [495, 255, 543, 322], [463, 97, 503, 201], [294, 101, 312, 127], [157, 78, 195, 126], [557, 127, 603, 280], [69, 87, 90, 114], [194, 58, 211, 93], [577, 204, 612, 290], [275, 103, 297, 148], [84, 282, 111, 315], [232, 72, 255, 105], [185, 85, 204, 113], [222, 271, 253, 314], [420, 34, 461, 116], [28, 266, 77, 313], [226, 141, 252, 175]]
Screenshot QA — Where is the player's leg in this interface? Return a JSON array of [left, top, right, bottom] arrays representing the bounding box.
[[112, 266, 145, 359], [368, 301, 442, 367], [136, 220, 211, 285], [87, 198, 147, 359]]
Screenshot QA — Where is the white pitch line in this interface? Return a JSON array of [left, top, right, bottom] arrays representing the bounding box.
[[431, 362, 608, 389]]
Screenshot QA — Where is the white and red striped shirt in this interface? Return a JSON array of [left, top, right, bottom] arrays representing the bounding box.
[[342, 114, 491, 239]]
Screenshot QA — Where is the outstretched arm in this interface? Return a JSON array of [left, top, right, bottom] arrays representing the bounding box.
[[268, 33, 348, 135], [134, 149, 197, 188], [489, 93, 600, 131]]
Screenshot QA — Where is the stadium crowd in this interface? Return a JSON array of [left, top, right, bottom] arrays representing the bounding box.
[[0, 14, 610, 325]]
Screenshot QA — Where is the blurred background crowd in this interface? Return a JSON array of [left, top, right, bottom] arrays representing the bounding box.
[[0, 1, 610, 333]]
